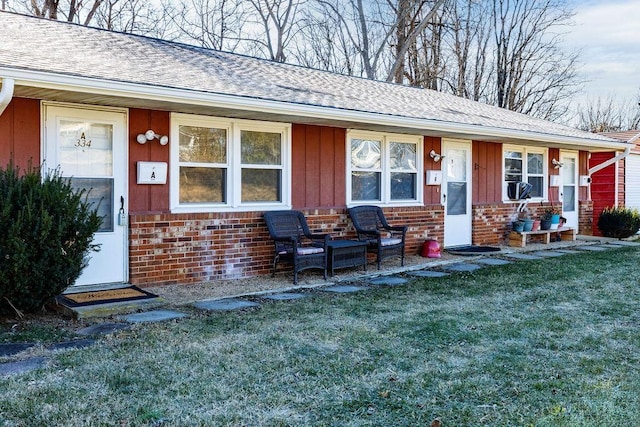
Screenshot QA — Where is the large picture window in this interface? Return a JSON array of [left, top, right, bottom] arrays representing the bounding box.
[[503, 145, 547, 200], [348, 131, 422, 205], [171, 114, 290, 212]]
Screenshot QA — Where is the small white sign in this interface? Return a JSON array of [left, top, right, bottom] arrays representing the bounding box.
[[137, 161, 167, 184], [426, 170, 442, 185]]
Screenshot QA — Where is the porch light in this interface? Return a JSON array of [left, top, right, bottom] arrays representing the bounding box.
[[552, 158, 563, 169], [429, 149, 443, 162], [136, 129, 169, 146]]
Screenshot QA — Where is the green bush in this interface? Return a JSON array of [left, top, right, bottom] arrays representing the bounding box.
[[597, 206, 640, 239], [0, 161, 102, 314]]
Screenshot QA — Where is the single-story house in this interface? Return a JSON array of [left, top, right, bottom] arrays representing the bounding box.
[[0, 11, 631, 290], [589, 130, 640, 235]]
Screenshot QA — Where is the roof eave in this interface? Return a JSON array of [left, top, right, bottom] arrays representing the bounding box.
[[2, 68, 629, 151]]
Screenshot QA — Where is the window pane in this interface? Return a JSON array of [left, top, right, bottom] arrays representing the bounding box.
[[179, 167, 226, 203], [505, 158, 523, 181], [71, 178, 113, 232], [59, 121, 113, 176], [242, 169, 281, 202], [390, 172, 416, 200], [241, 131, 281, 165], [351, 171, 381, 201], [447, 149, 467, 181], [527, 153, 543, 174], [563, 186, 576, 212], [562, 158, 576, 184], [528, 176, 544, 198], [447, 182, 467, 215], [179, 126, 227, 163], [351, 139, 381, 169], [505, 151, 522, 159], [390, 142, 416, 170]]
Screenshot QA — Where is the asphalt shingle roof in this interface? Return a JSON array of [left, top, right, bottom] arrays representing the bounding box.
[[0, 11, 622, 146]]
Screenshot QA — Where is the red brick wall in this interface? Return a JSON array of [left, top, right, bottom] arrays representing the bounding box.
[[579, 200, 593, 236], [129, 206, 444, 286]]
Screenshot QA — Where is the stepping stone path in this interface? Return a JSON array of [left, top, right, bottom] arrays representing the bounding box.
[[369, 276, 408, 286], [556, 249, 581, 254], [408, 270, 450, 278], [504, 253, 544, 261], [475, 258, 512, 266], [443, 263, 483, 273], [532, 251, 566, 258], [77, 322, 130, 336], [123, 309, 188, 323], [0, 343, 35, 357], [0, 357, 48, 376], [577, 245, 608, 251], [193, 299, 260, 311], [607, 241, 640, 247], [47, 339, 96, 352], [263, 293, 309, 301], [322, 285, 369, 293]]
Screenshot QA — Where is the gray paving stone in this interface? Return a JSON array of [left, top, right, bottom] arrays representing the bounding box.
[[503, 253, 544, 260], [577, 245, 609, 251], [370, 276, 408, 286], [475, 258, 512, 266], [263, 293, 309, 301], [443, 263, 483, 273], [531, 251, 566, 257], [47, 339, 96, 352], [556, 249, 581, 254], [123, 309, 188, 323], [193, 299, 260, 311], [606, 240, 640, 246], [77, 322, 130, 336], [407, 270, 450, 278], [0, 357, 47, 376], [0, 343, 35, 357], [322, 285, 369, 293], [600, 243, 629, 249]]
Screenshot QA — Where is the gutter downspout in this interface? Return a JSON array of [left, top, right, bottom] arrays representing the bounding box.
[[0, 78, 15, 116]]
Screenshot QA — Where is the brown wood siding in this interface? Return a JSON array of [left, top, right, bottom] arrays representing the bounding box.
[[472, 140, 502, 204], [291, 124, 345, 209], [128, 109, 170, 214], [548, 148, 560, 204], [0, 98, 40, 169], [579, 151, 589, 201], [423, 136, 442, 206]]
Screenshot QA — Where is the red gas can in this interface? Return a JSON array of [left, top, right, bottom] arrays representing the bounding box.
[[421, 239, 441, 258]]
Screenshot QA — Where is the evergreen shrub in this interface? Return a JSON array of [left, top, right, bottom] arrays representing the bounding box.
[[0, 161, 102, 314], [597, 206, 640, 239]]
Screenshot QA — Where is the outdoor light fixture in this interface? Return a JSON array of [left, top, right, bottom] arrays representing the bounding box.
[[136, 129, 169, 146], [429, 149, 443, 162], [552, 158, 564, 169]]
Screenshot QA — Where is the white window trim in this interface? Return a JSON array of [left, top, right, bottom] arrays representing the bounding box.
[[502, 144, 548, 202], [346, 130, 423, 207], [170, 113, 291, 213]]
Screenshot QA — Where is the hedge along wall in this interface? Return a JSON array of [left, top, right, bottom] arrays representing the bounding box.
[[128, 206, 444, 287]]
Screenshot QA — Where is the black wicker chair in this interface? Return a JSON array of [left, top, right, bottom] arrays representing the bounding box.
[[348, 205, 407, 269], [263, 210, 330, 284]]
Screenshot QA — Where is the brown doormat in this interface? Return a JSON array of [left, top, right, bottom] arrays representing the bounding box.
[[58, 286, 158, 307]]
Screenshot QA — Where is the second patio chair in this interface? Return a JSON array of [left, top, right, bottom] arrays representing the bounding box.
[[263, 210, 330, 284], [348, 205, 407, 269]]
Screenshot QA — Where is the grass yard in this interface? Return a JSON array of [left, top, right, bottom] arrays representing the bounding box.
[[2, 246, 640, 426]]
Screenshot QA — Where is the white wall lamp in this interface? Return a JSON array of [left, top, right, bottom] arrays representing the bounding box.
[[429, 149, 443, 163], [136, 129, 169, 146], [552, 158, 564, 169]]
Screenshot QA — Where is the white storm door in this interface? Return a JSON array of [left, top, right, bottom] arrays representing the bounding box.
[[44, 105, 128, 287], [560, 151, 578, 228], [443, 140, 472, 247]]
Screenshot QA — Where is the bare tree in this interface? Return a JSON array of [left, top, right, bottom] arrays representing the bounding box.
[[17, 0, 105, 25], [577, 94, 640, 133], [491, 0, 580, 120], [245, 0, 303, 62]]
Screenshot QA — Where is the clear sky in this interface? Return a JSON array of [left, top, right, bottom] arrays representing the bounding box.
[[565, 0, 640, 109]]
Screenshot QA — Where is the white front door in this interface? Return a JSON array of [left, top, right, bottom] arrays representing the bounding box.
[[560, 151, 578, 228], [44, 104, 128, 287], [442, 140, 472, 247]]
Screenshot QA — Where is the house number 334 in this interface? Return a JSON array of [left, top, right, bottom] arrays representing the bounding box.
[[75, 132, 92, 148]]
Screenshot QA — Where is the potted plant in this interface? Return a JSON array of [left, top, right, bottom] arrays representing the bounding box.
[[541, 207, 561, 230]]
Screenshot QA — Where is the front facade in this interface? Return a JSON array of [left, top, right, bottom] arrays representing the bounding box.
[[0, 12, 630, 289]]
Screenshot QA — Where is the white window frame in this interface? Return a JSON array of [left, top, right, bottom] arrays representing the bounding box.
[[502, 145, 548, 202], [170, 113, 291, 213], [346, 130, 423, 207]]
